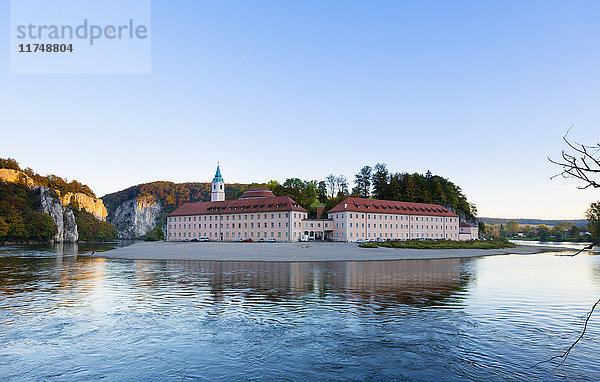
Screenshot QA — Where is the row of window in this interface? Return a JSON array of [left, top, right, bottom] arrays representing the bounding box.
[[332, 213, 457, 222], [170, 213, 293, 223], [347, 223, 458, 230], [169, 231, 288, 238], [304, 222, 329, 228], [332, 231, 459, 239], [170, 222, 288, 230]]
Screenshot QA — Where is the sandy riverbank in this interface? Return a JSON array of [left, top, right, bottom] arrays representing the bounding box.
[[99, 241, 575, 262]]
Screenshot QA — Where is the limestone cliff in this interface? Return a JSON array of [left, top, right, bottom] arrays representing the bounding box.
[[0, 168, 35, 188], [0, 168, 108, 221], [109, 196, 162, 238], [60, 192, 108, 221], [39, 187, 78, 243]]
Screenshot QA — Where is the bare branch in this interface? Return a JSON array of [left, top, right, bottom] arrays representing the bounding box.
[[533, 298, 600, 369], [549, 128, 600, 189], [555, 241, 600, 257]]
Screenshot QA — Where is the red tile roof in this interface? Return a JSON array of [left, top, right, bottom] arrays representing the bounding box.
[[168, 195, 307, 217], [239, 186, 276, 199], [327, 197, 458, 217], [459, 222, 474, 227]]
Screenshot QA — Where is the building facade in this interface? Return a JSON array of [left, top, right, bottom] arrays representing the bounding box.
[[326, 197, 460, 241], [166, 167, 466, 242], [167, 167, 309, 241], [459, 222, 479, 240]]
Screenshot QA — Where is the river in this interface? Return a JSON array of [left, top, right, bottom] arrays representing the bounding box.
[[1, 243, 599, 380]]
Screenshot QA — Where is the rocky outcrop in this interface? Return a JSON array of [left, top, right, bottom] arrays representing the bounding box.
[[39, 186, 78, 243], [0, 168, 108, 221], [60, 192, 108, 221], [0, 168, 35, 188], [109, 196, 162, 238]]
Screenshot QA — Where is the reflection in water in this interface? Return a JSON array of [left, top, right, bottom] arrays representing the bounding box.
[[139, 259, 472, 308], [1, 247, 600, 380]]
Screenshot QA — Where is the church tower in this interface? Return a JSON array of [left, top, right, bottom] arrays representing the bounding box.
[[211, 163, 225, 202]]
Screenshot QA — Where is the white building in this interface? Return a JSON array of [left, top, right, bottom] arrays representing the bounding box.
[[167, 167, 469, 242], [327, 197, 460, 241], [459, 222, 479, 240]]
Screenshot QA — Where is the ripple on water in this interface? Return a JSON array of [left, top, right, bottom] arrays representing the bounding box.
[[0, 249, 600, 380]]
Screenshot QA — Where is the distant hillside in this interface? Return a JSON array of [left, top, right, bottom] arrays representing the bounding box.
[[101, 181, 248, 238], [102, 181, 248, 217], [479, 217, 588, 228]]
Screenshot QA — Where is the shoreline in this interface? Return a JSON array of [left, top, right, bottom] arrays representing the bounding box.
[[99, 241, 575, 262]]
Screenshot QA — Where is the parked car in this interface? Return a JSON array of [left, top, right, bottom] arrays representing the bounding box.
[[376, 238, 386, 243], [190, 238, 199, 242], [182, 239, 189, 242], [256, 238, 265, 242], [266, 238, 276, 242], [300, 235, 309, 242], [234, 238, 243, 242], [198, 236, 209, 242], [356, 239, 366, 244], [243, 238, 253, 242]]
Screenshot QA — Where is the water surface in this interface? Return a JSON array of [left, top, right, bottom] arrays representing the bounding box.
[[1, 244, 599, 380]]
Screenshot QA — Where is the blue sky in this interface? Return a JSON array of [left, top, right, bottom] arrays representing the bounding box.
[[1, 0, 599, 219]]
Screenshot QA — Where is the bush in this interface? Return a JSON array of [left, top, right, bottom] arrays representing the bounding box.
[[144, 227, 164, 241], [359, 238, 515, 250], [72, 208, 118, 241], [358, 242, 378, 248]]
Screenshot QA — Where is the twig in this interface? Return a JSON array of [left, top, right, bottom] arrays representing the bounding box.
[[533, 298, 600, 369], [555, 241, 600, 257], [548, 127, 600, 189]]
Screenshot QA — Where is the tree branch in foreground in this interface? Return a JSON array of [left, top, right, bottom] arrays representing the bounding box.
[[548, 127, 600, 189], [533, 298, 600, 369], [555, 241, 600, 257]]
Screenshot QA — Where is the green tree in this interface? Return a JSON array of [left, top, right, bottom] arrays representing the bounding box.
[[551, 225, 564, 240], [0, 216, 8, 238], [568, 225, 581, 239], [317, 181, 328, 203], [145, 226, 164, 241], [352, 165, 372, 198], [0, 158, 21, 171], [73, 209, 118, 241], [537, 225, 551, 241], [478, 221, 486, 236], [505, 221, 520, 237], [586, 202, 600, 239], [372, 163, 390, 199]]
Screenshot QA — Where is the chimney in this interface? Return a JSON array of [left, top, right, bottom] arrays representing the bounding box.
[[316, 205, 324, 219]]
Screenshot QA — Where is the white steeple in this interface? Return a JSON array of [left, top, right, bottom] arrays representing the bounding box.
[[211, 163, 225, 202]]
